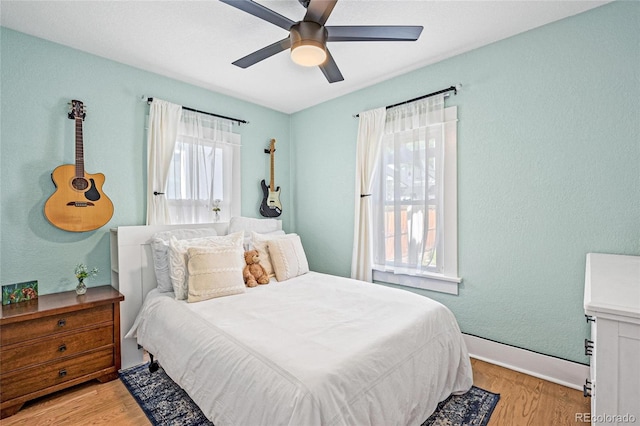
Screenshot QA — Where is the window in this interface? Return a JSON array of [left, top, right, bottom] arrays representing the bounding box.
[[165, 110, 241, 224], [372, 100, 459, 294]]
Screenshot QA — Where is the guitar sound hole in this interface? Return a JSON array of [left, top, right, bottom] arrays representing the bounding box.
[[71, 177, 89, 191]]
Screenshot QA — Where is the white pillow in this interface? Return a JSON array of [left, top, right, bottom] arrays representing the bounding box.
[[251, 231, 291, 278], [186, 246, 245, 303], [229, 216, 280, 234], [168, 231, 244, 300], [150, 228, 218, 293], [248, 229, 285, 249], [251, 229, 285, 242], [268, 234, 309, 282], [243, 229, 285, 251]]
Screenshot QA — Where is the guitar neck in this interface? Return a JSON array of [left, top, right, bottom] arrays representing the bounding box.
[[75, 118, 85, 178], [269, 147, 275, 191]]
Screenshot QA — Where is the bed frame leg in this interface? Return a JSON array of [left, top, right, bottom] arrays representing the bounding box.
[[148, 353, 159, 373]]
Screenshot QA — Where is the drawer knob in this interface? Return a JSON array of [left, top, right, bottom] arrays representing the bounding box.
[[58, 369, 67, 378], [58, 344, 67, 352], [584, 338, 594, 356], [583, 379, 592, 397], [57, 319, 66, 327]]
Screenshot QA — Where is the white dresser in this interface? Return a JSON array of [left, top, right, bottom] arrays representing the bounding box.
[[584, 253, 640, 425]]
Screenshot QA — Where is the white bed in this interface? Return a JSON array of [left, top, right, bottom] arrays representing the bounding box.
[[114, 222, 473, 426]]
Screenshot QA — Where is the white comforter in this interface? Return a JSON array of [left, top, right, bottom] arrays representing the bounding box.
[[127, 272, 472, 426]]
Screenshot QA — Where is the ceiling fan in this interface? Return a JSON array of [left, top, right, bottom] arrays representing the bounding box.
[[219, 0, 423, 83]]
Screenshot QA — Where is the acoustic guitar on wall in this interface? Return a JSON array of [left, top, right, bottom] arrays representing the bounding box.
[[44, 100, 114, 232], [259, 138, 282, 217]]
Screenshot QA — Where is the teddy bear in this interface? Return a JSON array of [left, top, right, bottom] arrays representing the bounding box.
[[243, 250, 269, 287]]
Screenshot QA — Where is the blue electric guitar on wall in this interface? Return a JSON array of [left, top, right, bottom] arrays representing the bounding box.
[[260, 139, 282, 217]]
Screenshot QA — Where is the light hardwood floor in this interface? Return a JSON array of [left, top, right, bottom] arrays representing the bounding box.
[[2, 358, 590, 425]]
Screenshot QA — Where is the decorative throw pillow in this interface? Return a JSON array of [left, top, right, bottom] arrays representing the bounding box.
[[268, 234, 309, 282], [150, 228, 218, 293], [251, 231, 291, 278], [168, 231, 244, 300], [186, 246, 245, 303]]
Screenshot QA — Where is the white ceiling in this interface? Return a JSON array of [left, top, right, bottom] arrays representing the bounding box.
[[1, 0, 609, 114]]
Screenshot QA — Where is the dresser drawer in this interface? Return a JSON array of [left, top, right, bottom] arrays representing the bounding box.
[[0, 347, 114, 402], [0, 304, 113, 346], [1, 325, 114, 371]]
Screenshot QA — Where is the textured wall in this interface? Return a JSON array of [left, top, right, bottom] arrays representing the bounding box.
[[290, 1, 640, 363], [0, 28, 291, 294], [1, 2, 638, 364]]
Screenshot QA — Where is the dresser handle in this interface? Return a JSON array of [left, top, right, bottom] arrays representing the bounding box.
[[585, 315, 595, 323], [58, 344, 67, 352], [584, 338, 594, 356], [57, 319, 66, 327], [583, 379, 592, 397], [58, 369, 67, 378]]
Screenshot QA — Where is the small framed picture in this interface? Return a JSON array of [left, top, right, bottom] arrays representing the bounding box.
[[2, 280, 38, 305]]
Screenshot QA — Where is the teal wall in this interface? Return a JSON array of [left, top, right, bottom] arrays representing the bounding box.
[[290, 1, 639, 364], [1, 1, 638, 364], [0, 27, 291, 294]]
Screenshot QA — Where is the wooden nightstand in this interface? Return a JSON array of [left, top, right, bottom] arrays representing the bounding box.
[[0, 285, 124, 418]]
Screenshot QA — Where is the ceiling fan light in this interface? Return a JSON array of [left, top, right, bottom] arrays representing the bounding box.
[[291, 42, 326, 67], [289, 21, 327, 67]]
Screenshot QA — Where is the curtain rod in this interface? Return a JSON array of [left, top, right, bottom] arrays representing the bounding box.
[[353, 85, 459, 118], [146, 97, 248, 125]]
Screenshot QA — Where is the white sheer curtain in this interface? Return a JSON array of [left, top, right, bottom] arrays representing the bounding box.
[[351, 107, 386, 282], [146, 99, 182, 225], [372, 94, 445, 276], [165, 109, 240, 224]]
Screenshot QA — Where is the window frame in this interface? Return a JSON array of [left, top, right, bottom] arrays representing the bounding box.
[[373, 106, 460, 295], [165, 128, 241, 224]]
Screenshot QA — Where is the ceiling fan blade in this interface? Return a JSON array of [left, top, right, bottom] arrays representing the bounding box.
[[219, 0, 295, 30], [303, 0, 338, 25], [327, 25, 423, 42], [232, 38, 292, 68], [319, 48, 343, 83]]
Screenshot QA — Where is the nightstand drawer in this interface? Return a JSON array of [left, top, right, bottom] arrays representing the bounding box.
[[0, 304, 112, 346], [1, 325, 114, 371], [0, 347, 114, 402]]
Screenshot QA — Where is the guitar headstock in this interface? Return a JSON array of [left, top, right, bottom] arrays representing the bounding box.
[[68, 100, 86, 120], [264, 139, 277, 154]]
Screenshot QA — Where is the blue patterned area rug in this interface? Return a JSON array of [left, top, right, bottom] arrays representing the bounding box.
[[119, 363, 499, 426]]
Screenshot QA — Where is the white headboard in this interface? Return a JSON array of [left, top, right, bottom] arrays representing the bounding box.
[[110, 221, 281, 368]]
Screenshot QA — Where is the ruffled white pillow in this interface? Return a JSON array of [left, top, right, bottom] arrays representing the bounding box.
[[150, 228, 218, 293], [168, 231, 244, 300]]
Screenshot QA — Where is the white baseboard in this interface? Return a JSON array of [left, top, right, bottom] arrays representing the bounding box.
[[463, 334, 589, 391]]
